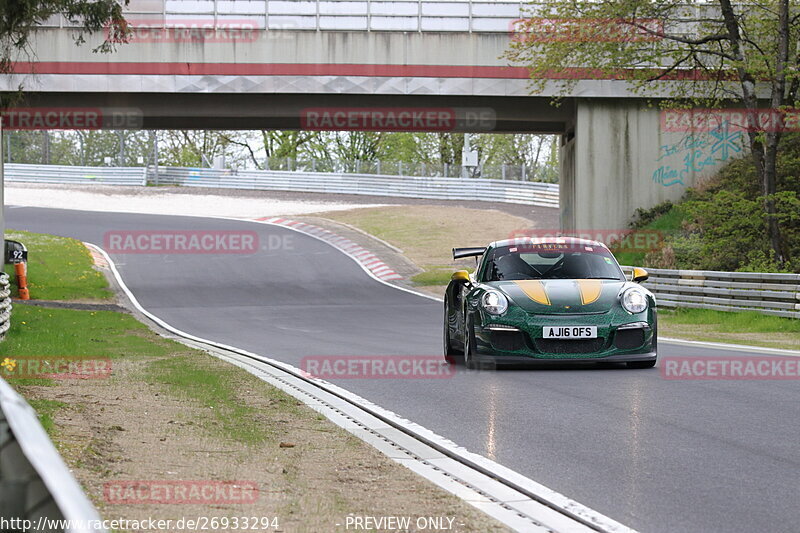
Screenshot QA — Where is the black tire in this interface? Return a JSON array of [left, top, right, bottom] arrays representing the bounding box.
[[627, 359, 657, 369], [443, 300, 462, 363], [463, 316, 479, 369]]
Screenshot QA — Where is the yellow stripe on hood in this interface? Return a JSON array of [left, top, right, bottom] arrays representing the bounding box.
[[513, 280, 551, 305], [576, 279, 603, 305]]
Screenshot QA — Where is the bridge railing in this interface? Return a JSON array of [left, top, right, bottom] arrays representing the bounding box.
[[622, 267, 800, 319], [39, 0, 529, 33], [38, 1, 711, 34]]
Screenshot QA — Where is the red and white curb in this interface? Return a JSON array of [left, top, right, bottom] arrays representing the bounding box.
[[88, 247, 110, 269], [255, 217, 402, 281]]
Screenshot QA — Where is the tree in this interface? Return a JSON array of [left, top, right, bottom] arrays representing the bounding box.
[[505, 0, 799, 264], [0, 0, 127, 78], [302, 131, 385, 171], [473, 134, 556, 179]]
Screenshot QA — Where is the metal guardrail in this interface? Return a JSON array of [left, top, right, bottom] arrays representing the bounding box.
[[5, 164, 147, 186], [2, 163, 560, 206], [0, 274, 10, 337], [0, 379, 106, 533], [624, 267, 800, 319], [261, 157, 553, 182], [151, 166, 560, 207]]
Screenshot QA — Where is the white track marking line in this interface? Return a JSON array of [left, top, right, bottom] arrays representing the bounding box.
[[660, 337, 800, 357]]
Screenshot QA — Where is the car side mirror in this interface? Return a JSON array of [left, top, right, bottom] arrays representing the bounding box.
[[632, 267, 649, 283], [451, 270, 472, 285]]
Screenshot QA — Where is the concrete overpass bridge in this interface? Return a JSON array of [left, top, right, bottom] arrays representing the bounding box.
[[1, 0, 736, 231]]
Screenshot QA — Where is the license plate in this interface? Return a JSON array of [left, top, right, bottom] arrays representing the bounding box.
[[542, 326, 597, 339]]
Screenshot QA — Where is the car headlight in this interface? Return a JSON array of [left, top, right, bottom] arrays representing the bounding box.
[[621, 288, 648, 314], [481, 290, 508, 315]]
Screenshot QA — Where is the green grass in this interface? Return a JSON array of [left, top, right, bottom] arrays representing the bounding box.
[[0, 305, 179, 360], [0, 305, 188, 432], [143, 355, 298, 445], [2, 286, 296, 447], [613, 205, 688, 266], [0, 229, 299, 448], [660, 307, 800, 335], [26, 398, 67, 436], [411, 267, 473, 286], [4, 230, 112, 301], [658, 307, 800, 351]]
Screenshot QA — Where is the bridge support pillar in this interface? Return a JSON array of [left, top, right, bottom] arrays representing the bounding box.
[[560, 99, 723, 233]]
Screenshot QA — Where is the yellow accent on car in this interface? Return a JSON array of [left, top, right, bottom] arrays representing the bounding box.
[[451, 270, 471, 283], [632, 267, 649, 282], [576, 279, 603, 305], [514, 280, 551, 305]]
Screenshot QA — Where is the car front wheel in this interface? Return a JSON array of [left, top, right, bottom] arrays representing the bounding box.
[[464, 316, 479, 369], [443, 300, 462, 363]]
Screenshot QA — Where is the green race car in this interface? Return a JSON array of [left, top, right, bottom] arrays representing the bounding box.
[[443, 237, 657, 369]]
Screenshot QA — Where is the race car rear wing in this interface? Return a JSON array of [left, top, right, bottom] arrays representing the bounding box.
[[452, 247, 486, 260]]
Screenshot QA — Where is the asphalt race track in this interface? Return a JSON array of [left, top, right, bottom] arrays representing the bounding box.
[[10, 207, 800, 533]]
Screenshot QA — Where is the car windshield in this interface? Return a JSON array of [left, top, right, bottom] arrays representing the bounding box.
[[484, 243, 625, 281]]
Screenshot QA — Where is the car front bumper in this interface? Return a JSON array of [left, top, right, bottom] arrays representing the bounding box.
[[472, 309, 657, 363]]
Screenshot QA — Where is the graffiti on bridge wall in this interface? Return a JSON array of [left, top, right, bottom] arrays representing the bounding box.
[[652, 121, 743, 187]]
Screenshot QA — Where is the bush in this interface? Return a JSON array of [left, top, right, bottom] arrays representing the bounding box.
[[635, 133, 800, 273], [630, 200, 674, 229]]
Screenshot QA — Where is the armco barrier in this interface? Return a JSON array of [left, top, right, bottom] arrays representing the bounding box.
[[0, 276, 104, 532], [5, 164, 147, 186], [3, 164, 559, 207], [0, 377, 106, 533], [0, 273, 10, 337], [150, 167, 560, 207], [624, 267, 800, 319]]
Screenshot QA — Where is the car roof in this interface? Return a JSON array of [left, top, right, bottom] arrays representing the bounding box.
[[489, 237, 609, 249]]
